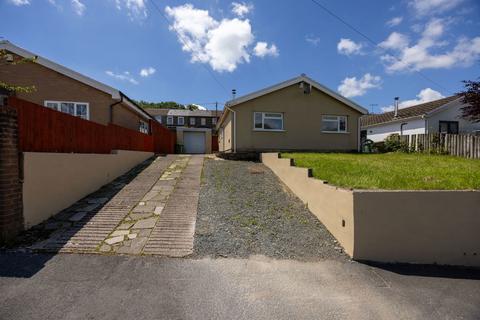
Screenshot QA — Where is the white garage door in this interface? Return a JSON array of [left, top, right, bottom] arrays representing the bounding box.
[[184, 131, 206, 154]]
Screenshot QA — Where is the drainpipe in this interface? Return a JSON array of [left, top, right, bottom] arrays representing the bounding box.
[[109, 95, 123, 124], [224, 105, 237, 153]]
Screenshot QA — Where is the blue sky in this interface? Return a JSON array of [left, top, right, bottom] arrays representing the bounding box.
[[1, 0, 479, 112]]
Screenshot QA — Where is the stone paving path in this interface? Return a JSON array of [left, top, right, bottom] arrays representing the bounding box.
[[31, 155, 177, 254]]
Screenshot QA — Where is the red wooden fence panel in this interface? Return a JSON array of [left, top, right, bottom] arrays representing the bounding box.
[[211, 135, 219, 152], [8, 97, 175, 154]]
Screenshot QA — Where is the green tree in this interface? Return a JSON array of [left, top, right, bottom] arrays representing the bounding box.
[[458, 78, 480, 123]]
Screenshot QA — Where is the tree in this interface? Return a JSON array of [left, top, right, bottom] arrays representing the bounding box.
[[0, 49, 37, 94], [458, 78, 480, 123], [135, 100, 200, 111]]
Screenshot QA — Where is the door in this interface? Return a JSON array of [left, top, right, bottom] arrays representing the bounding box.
[[183, 131, 206, 154]]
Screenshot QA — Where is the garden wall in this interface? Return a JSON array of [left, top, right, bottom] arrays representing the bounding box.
[[262, 153, 480, 267], [22, 150, 153, 228]]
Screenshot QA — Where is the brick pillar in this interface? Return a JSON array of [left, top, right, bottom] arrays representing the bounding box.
[[0, 105, 23, 243]]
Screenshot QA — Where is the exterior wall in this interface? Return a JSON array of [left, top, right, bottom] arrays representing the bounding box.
[[0, 106, 24, 242], [261, 153, 354, 256], [365, 118, 426, 142], [262, 153, 480, 267], [0, 52, 147, 130], [426, 101, 480, 134], [175, 127, 212, 154], [161, 115, 219, 129], [231, 84, 362, 152], [218, 112, 233, 152], [22, 150, 153, 228], [354, 191, 480, 267]]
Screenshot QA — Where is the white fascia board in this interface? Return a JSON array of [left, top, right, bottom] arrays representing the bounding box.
[[225, 75, 368, 114], [0, 40, 120, 99]]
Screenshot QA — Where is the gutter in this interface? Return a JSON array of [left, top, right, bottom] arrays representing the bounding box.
[[109, 95, 123, 123], [119, 91, 154, 121]]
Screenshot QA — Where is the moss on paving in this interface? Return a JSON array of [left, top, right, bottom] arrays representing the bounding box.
[[282, 152, 480, 190]]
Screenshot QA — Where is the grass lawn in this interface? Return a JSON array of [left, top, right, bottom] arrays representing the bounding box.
[[281, 153, 480, 190]]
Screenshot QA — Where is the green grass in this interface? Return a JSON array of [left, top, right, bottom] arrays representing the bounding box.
[[281, 153, 480, 190]]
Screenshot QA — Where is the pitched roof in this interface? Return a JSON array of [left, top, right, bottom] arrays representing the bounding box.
[[360, 96, 460, 127], [225, 74, 368, 114], [167, 109, 222, 117], [0, 40, 152, 121], [144, 109, 171, 117]]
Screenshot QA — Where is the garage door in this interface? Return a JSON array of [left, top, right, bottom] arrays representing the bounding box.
[[184, 131, 206, 154]]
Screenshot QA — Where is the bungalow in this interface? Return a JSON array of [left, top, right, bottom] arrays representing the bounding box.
[[361, 96, 480, 142], [0, 40, 153, 132], [217, 74, 368, 153]]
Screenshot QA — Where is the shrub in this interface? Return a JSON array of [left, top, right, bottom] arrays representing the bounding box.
[[384, 134, 409, 152]]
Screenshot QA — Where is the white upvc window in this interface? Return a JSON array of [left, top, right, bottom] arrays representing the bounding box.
[[253, 112, 284, 131], [190, 117, 195, 125], [178, 116, 185, 126], [212, 117, 217, 125], [322, 115, 348, 133], [44, 100, 89, 120], [201, 118, 206, 126], [167, 116, 173, 125], [139, 120, 149, 134]]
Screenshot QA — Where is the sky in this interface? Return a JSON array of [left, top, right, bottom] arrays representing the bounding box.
[[1, 0, 479, 112]]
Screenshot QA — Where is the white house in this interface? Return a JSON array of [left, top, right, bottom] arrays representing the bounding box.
[[361, 96, 480, 142]]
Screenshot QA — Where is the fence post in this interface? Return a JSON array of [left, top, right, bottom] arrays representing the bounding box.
[[0, 105, 24, 243]]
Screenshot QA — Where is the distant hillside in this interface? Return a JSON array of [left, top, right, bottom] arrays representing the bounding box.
[[136, 100, 199, 110]]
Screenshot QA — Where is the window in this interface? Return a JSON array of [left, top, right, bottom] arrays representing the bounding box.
[[253, 112, 284, 131], [167, 116, 173, 125], [44, 101, 89, 120], [201, 118, 206, 126], [178, 116, 185, 126], [322, 115, 347, 133], [212, 117, 217, 125], [190, 117, 196, 125], [139, 120, 149, 134], [439, 121, 459, 134], [156, 116, 162, 124]]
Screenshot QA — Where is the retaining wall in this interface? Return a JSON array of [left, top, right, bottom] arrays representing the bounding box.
[[262, 153, 480, 267]]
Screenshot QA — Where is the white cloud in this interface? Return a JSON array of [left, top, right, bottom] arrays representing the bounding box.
[[71, 0, 85, 16], [380, 19, 480, 72], [386, 16, 403, 27], [231, 2, 253, 17], [165, 4, 263, 72], [408, 0, 464, 16], [338, 73, 381, 98], [115, 0, 147, 19], [337, 38, 363, 56], [106, 71, 139, 85], [8, 0, 29, 5], [305, 34, 320, 46], [379, 32, 410, 50], [253, 42, 279, 58], [381, 88, 445, 112], [139, 67, 156, 77]]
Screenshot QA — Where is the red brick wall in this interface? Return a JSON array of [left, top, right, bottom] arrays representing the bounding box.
[[0, 105, 23, 243]]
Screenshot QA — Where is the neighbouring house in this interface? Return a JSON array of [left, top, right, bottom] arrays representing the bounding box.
[[145, 108, 222, 154], [216, 74, 368, 153], [0, 40, 153, 133], [361, 96, 480, 142]]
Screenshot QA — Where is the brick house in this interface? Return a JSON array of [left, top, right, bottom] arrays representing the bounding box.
[[0, 40, 154, 133]]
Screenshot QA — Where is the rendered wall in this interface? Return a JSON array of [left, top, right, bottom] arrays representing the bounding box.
[[366, 118, 426, 142], [22, 150, 153, 228]]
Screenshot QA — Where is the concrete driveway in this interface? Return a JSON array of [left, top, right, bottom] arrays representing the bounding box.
[[1, 253, 479, 320]]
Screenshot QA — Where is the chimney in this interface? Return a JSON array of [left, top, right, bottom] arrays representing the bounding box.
[[232, 89, 237, 100], [394, 97, 399, 117]]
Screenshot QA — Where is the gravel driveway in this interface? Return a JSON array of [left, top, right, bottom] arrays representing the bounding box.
[[193, 159, 348, 261]]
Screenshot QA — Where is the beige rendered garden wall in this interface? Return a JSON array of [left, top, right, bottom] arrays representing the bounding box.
[[22, 150, 153, 228], [262, 153, 480, 267]]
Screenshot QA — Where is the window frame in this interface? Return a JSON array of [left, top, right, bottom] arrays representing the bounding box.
[[178, 116, 185, 126], [253, 112, 284, 131], [321, 115, 348, 133], [44, 100, 90, 120], [201, 118, 206, 126], [190, 117, 196, 126], [166, 116, 173, 125], [439, 121, 459, 134], [139, 120, 149, 134]]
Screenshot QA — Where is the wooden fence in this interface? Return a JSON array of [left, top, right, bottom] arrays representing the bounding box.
[[400, 133, 480, 159], [212, 135, 219, 152], [9, 97, 175, 154]]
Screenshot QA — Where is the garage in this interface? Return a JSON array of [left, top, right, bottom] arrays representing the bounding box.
[[183, 131, 206, 154]]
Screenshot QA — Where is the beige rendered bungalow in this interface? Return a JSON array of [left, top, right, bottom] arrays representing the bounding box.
[[217, 74, 368, 153]]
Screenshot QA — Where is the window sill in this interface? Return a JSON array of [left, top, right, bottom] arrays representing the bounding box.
[[321, 131, 350, 134], [253, 129, 286, 132]]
